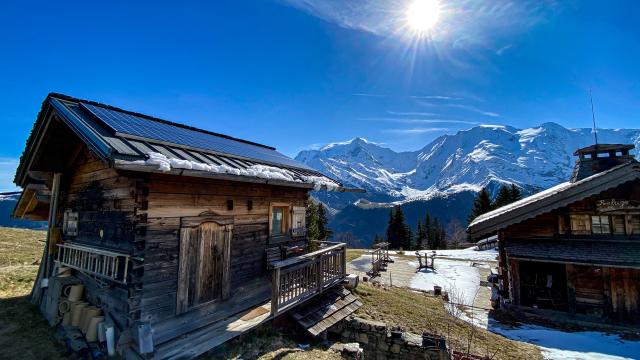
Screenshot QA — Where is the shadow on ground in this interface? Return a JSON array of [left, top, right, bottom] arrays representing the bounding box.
[[0, 295, 66, 359]]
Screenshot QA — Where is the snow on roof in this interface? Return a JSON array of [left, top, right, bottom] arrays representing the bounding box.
[[122, 151, 343, 191], [468, 161, 640, 238]]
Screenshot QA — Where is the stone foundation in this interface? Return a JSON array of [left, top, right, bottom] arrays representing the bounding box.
[[329, 316, 449, 360]]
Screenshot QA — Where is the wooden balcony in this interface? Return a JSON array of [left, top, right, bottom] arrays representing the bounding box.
[[270, 241, 347, 315]]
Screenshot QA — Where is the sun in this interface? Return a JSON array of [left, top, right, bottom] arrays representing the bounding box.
[[406, 0, 441, 33]]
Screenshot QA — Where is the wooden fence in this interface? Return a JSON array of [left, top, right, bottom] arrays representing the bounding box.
[[270, 242, 346, 315]]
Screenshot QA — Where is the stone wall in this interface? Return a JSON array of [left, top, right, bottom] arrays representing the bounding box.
[[329, 316, 449, 360]]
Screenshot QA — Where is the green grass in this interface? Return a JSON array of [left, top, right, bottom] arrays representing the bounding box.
[[0, 227, 66, 359]]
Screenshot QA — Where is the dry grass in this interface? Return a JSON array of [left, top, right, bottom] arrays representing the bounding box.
[[346, 248, 366, 262], [0, 229, 538, 360], [206, 324, 341, 360], [0, 227, 66, 359], [354, 284, 543, 360]]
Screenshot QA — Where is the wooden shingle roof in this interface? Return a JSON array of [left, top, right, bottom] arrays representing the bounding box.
[[506, 239, 640, 268]]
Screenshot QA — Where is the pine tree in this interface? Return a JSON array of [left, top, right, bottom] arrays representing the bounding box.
[[493, 185, 512, 209], [386, 209, 396, 247], [468, 187, 493, 224], [317, 203, 332, 240], [385, 206, 412, 250], [429, 218, 440, 249], [438, 222, 447, 249], [509, 184, 523, 202], [416, 220, 426, 250], [305, 201, 320, 240], [372, 234, 383, 247], [424, 213, 432, 249]]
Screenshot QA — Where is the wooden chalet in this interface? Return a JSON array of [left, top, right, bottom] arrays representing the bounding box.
[[13, 93, 363, 358], [468, 144, 640, 324]]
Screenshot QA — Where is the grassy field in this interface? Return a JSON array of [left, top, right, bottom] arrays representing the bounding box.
[[0, 227, 66, 359], [355, 284, 542, 360]]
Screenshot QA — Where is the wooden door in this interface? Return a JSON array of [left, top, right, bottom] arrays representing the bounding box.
[[177, 215, 233, 314]]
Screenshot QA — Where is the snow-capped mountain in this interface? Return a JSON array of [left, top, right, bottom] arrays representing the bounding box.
[[296, 123, 640, 208]]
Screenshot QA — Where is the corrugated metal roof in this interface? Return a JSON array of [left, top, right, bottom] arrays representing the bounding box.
[[78, 101, 309, 170], [35, 94, 354, 191]]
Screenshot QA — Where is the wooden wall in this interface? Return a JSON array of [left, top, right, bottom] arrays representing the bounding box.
[[57, 148, 310, 333], [134, 173, 308, 325], [58, 148, 146, 328]]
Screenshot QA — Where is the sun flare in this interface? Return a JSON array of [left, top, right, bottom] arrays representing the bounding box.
[[406, 0, 441, 33]]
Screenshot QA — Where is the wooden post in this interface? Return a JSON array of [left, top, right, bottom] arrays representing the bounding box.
[[316, 255, 323, 294], [341, 245, 346, 277], [271, 267, 280, 315], [221, 225, 232, 300], [31, 172, 62, 305]]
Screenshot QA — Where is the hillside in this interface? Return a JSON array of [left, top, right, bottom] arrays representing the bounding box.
[[330, 191, 475, 247]]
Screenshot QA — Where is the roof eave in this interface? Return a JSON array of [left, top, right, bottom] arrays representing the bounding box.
[[14, 95, 114, 187], [467, 162, 640, 240], [113, 159, 349, 191]]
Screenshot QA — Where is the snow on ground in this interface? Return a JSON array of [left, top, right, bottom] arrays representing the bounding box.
[[406, 246, 498, 262], [408, 259, 481, 305], [350, 255, 372, 273], [489, 321, 640, 360]]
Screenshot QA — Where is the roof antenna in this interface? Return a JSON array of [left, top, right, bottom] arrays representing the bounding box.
[[590, 88, 599, 146]]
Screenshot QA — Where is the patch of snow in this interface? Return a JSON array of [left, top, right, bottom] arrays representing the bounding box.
[[349, 255, 372, 273], [407, 247, 498, 262], [132, 152, 340, 191], [490, 322, 640, 360], [409, 259, 481, 305]]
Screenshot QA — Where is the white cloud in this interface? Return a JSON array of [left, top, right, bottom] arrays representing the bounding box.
[[352, 93, 387, 97], [383, 127, 449, 134], [362, 117, 478, 125], [496, 44, 513, 55], [409, 95, 462, 101], [0, 158, 20, 192], [387, 111, 438, 116], [280, 0, 562, 48], [419, 101, 500, 117]]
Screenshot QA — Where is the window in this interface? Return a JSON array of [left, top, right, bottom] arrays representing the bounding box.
[[291, 206, 306, 237], [630, 215, 640, 235], [612, 215, 626, 235], [570, 215, 590, 235], [271, 206, 289, 235], [591, 215, 611, 234]]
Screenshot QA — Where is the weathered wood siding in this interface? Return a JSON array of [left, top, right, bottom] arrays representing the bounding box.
[[58, 148, 145, 327], [135, 174, 307, 324]]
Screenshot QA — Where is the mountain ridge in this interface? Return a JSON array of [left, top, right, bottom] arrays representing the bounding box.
[[296, 122, 640, 210]]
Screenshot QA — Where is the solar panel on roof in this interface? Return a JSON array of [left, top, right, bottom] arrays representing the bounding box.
[[79, 102, 312, 170]]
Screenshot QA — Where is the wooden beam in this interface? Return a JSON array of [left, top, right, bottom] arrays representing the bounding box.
[[31, 172, 62, 305]]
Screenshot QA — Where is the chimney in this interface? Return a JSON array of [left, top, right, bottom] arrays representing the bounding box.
[[571, 144, 636, 182]]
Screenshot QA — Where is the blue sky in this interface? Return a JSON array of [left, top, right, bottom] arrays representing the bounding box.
[[1, 0, 639, 191]]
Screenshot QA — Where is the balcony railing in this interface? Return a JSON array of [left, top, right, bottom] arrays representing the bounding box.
[[270, 241, 346, 315]]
